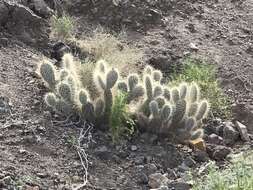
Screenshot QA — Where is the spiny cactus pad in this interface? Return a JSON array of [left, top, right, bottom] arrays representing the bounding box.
[[79, 89, 88, 105], [39, 61, 56, 88], [57, 82, 72, 102]]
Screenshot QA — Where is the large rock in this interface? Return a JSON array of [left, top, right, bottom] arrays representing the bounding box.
[[1, 1, 49, 47], [235, 121, 250, 141], [212, 145, 231, 161], [223, 122, 239, 145], [232, 103, 253, 133], [0, 2, 9, 26], [28, 0, 53, 18]]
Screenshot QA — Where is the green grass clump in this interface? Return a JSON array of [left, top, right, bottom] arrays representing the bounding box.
[[109, 91, 135, 143], [191, 151, 253, 190], [50, 14, 75, 41], [170, 57, 231, 119]]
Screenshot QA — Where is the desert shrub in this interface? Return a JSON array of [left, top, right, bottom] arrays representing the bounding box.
[[109, 91, 135, 143], [170, 57, 231, 119], [77, 31, 143, 73], [50, 14, 75, 41], [191, 151, 253, 190], [39, 54, 209, 144]]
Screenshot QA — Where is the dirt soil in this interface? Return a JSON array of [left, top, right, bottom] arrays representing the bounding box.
[[0, 0, 253, 190]]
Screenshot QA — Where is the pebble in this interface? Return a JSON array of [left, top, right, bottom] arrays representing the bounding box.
[[144, 163, 158, 175], [137, 172, 149, 184], [131, 145, 138, 151], [208, 133, 223, 145], [166, 168, 177, 180], [36, 172, 48, 178], [167, 181, 192, 190], [183, 157, 197, 168], [148, 173, 169, 189], [189, 43, 199, 51]]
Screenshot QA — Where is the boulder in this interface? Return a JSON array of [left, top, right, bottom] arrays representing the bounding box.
[[223, 122, 239, 145], [235, 121, 250, 141], [212, 145, 231, 161], [1, 1, 49, 47]]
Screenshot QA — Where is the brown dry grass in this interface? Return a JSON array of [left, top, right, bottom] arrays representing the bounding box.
[[77, 31, 143, 74]]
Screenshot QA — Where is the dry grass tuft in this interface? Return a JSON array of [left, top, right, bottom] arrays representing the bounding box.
[[77, 31, 143, 74]]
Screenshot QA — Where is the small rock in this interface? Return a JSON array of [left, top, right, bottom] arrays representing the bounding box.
[[183, 157, 197, 168], [0, 173, 5, 179], [144, 163, 158, 175], [235, 121, 250, 141], [0, 37, 8, 47], [72, 175, 82, 182], [131, 145, 138, 151], [148, 173, 169, 189], [1, 176, 13, 186], [223, 122, 239, 145], [166, 168, 177, 180], [36, 172, 48, 178], [19, 149, 28, 154], [177, 162, 190, 173], [137, 172, 149, 184], [167, 181, 192, 190], [189, 43, 199, 51], [29, 0, 53, 18], [140, 133, 158, 144], [193, 150, 209, 162], [134, 156, 145, 165], [51, 42, 71, 61], [150, 186, 169, 190], [22, 135, 37, 144], [208, 133, 223, 145], [37, 126, 46, 133], [212, 145, 231, 160], [94, 146, 111, 160], [189, 138, 206, 151]]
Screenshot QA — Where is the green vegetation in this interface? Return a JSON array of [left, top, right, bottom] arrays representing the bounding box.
[[191, 151, 253, 190], [109, 91, 135, 143], [170, 57, 231, 119], [50, 14, 75, 41]]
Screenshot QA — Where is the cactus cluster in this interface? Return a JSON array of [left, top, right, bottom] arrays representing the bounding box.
[[39, 55, 119, 124], [39, 53, 209, 144], [135, 77, 209, 143]]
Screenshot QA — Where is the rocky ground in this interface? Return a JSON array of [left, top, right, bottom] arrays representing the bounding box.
[[0, 0, 253, 190]]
